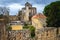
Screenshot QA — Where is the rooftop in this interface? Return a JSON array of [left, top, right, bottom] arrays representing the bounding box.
[[32, 13, 46, 19], [25, 2, 32, 6]]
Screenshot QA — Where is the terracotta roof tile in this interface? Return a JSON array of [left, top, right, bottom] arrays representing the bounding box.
[[32, 13, 46, 19]]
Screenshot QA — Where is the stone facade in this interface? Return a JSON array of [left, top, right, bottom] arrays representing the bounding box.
[[18, 2, 37, 24], [32, 13, 46, 29], [8, 29, 31, 40], [9, 15, 19, 21], [0, 19, 8, 40], [57, 27, 60, 40], [35, 27, 57, 40], [58, 27, 60, 35]]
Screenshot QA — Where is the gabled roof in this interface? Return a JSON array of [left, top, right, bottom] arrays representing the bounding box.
[[32, 13, 46, 19]]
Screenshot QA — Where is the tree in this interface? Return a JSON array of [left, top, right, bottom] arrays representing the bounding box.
[[23, 24, 35, 38], [43, 1, 60, 27], [0, 14, 3, 18], [0, 7, 9, 24], [23, 23, 29, 29], [0, 7, 9, 15], [43, 1, 60, 34], [29, 25, 35, 38], [6, 25, 12, 31]]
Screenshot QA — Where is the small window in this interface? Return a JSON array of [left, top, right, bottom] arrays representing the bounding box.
[[47, 33, 48, 36], [29, 7, 31, 9], [46, 31, 48, 36]]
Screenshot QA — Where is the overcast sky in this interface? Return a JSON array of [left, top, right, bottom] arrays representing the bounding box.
[[0, 0, 57, 15]]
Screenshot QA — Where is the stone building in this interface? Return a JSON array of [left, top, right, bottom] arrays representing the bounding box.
[[8, 29, 31, 40], [32, 13, 46, 29], [18, 10, 23, 21], [57, 27, 60, 40], [18, 2, 37, 24], [35, 27, 57, 40], [8, 2, 37, 23], [57, 27, 60, 35], [9, 15, 19, 21], [0, 19, 8, 40]]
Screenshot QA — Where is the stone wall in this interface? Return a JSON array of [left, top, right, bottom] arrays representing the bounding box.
[[8, 29, 31, 40], [0, 23, 7, 40], [35, 27, 57, 40], [58, 27, 60, 35]]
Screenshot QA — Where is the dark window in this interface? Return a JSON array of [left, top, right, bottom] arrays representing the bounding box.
[[29, 12, 32, 21], [46, 31, 48, 36], [29, 7, 31, 9]]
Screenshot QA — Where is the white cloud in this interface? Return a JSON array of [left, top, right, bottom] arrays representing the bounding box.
[[6, 3, 45, 15], [7, 3, 24, 9], [33, 4, 45, 13], [0, 5, 5, 7], [7, 3, 24, 15]]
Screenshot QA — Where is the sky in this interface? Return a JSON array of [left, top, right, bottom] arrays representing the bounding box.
[[0, 0, 57, 15]]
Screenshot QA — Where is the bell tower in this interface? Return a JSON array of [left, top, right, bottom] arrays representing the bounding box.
[[21, 2, 37, 24]]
